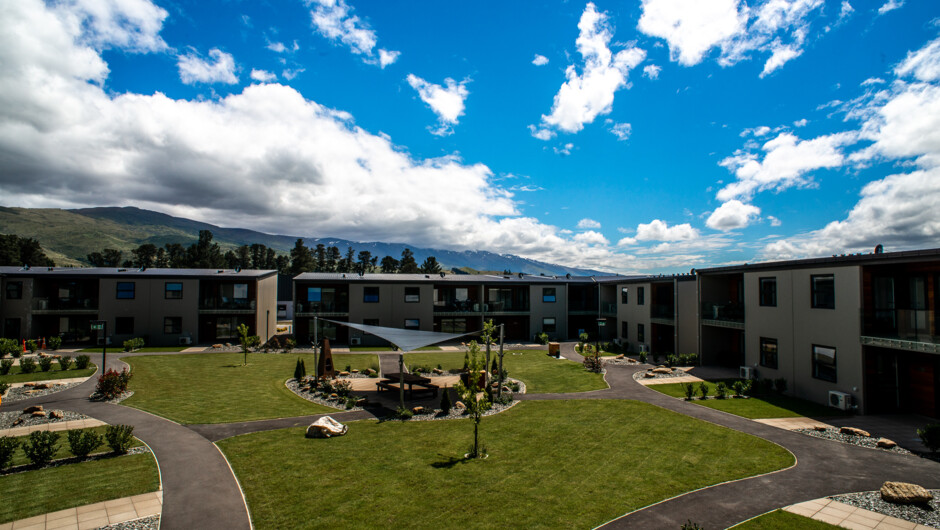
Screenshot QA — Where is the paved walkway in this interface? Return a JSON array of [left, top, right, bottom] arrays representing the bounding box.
[[783, 497, 935, 530], [0, 492, 162, 530], [0, 417, 106, 438]]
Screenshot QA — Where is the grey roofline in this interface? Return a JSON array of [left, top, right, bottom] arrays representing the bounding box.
[[0, 266, 278, 280], [292, 272, 641, 284], [696, 247, 940, 275]]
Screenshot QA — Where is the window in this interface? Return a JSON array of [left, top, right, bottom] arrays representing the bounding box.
[[621, 321, 628, 339], [404, 287, 420, 303], [165, 282, 183, 299], [116, 282, 135, 299], [404, 319, 420, 330], [759, 277, 777, 307], [621, 287, 628, 304], [542, 287, 556, 303], [637, 287, 645, 305], [637, 323, 645, 343], [5, 281, 23, 300], [438, 318, 467, 334], [811, 275, 835, 309], [759, 337, 778, 369], [164, 317, 182, 334], [115, 317, 134, 335], [542, 317, 556, 333], [307, 287, 322, 302], [363, 319, 379, 327], [812, 345, 837, 382], [363, 286, 379, 303]]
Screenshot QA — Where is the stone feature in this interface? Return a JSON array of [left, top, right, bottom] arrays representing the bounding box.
[[876, 438, 898, 449], [212, 344, 224, 349], [454, 401, 466, 412], [338, 371, 350, 377], [652, 367, 672, 374], [49, 410, 64, 419], [644, 372, 656, 378], [839, 426, 871, 437], [31, 411, 46, 417], [880, 481, 933, 504], [412, 406, 425, 414], [364, 368, 377, 376], [432, 368, 443, 375], [814, 425, 828, 432], [616, 354, 625, 359], [305, 416, 348, 438], [23, 405, 43, 414]]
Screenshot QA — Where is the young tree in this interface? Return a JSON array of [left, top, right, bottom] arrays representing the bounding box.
[[419, 256, 442, 274], [454, 341, 491, 458], [236, 323, 260, 365], [379, 255, 399, 273], [399, 248, 419, 273], [290, 239, 314, 274], [164, 243, 186, 267], [154, 247, 168, 268], [340, 247, 356, 273]]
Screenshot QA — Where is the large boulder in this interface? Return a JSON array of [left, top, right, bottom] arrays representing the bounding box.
[[453, 401, 466, 412], [652, 367, 672, 374], [876, 438, 897, 449], [23, 405, 43, 414], [839, 426, 871, 437], [49, 410, 64, 419], [305, 416, 348, 438], [880, 482, 933, 504]]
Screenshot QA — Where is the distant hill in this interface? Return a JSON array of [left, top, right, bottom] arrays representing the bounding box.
[[0, 206, 609, 276]]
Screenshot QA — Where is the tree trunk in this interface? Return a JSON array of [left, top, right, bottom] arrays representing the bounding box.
[[473, 420, 479, 458]]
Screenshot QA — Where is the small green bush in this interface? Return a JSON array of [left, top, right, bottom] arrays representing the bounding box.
[[732, 379, 752, 397], [0, 359, 13, 375], [774, 377, 788, 394], [440, 387, 452, 414], [665, 354, 677, 368], [682, 382, 695, 401], [715, 381, 728, 399], [638, 351, 647, 364], [58, 356, 73, 371], [24, 431, 60, 467], [48, 336, 62, 350], [758, 378, 774, 394], [0, 338, 19, 358], [26, 339, 38, 353], [535, 332, 549, 345], [698, 381, 709, 400], [681, 521, 703, 530], [333, 379, 352, 398], [122, 337, 145, 352], [38, 356, 54, 372], [67, 429, 104, 458], [344, 396, 358, 410], [0, 381, 9, 396], [96, 368, 132, 399], [105, 424, 135, 454], [75, 355, 91, 369], [917, 423, 940, 453], [396, 406, 413, 420], [293, 358, 305, 381], [284, 338, 296, 353], [18, 356, 37, 374], [0, 436, 19, 470]]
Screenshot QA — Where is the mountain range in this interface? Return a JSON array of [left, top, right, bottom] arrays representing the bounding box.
[[0, 206, 608, 276]]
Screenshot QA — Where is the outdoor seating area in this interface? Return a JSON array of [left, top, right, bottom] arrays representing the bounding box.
[[376, 373, 440, 398]]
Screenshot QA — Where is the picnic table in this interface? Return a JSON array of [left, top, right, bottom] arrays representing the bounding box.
[[379, 372, 439, 397]]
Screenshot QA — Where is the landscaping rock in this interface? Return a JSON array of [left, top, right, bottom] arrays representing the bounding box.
[[350, 369, 359, 374], [644, 372, 656, 378], [652, 367, 671, 374], [412, 406, 425, 414], [49, 410, 64, 419], [31, 411, 46, 417], [840, 426, 871, 437], [880, 482, 933, 505], [23, 382, 37, 387], [432, 368, 443, 375], [364, 368, 377, 376], [212, 344, 223, 349], [876, 438, 898, 449], [329, 393, 338, 399], [616, 354, 625, 359], [355, 398, 367, 406], [11, 418, 24, 427], [814, 425, 828, 431], [225, 342, 232, 347], [35, 383, 52, 389], [305, 416, 348, 438], [454, 401, 466, 412], [338, 371, 350, 377], [23, 405, 43, 414]]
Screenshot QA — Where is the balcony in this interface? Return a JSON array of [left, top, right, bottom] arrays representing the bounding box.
[[701, 301, 744, 329], [651, 303, 675, 320], [861, 309, 940, 353], [31, 297, 98, 313], [294, 301, 348, 317], [599, 303, 617, 316], [200, 298, 256, 314], [434, 300, 482, 314]]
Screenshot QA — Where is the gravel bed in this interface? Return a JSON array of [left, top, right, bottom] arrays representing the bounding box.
[[795, 428, 914, 455], [830, 490, 940, 528], [1, 381, 85, 403], [632, 368, 690, 381], [604, 357, 642, 367], [1, 409, 88, 429], [400, 398, 521, 422], [90, 390, 134, 404], [285, 379, 365, 411], [97, 515, 161, 530]]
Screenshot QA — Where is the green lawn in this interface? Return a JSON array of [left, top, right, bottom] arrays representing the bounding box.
[[733, 510, 840, 529], [0, 453, 159, 524], [348, 345, 441, 352], [404, 350, 607, 393], [648, 380, 847, 419], [79, 346, 190, 353], [219, 400, 794, 529], [5, 426, 144, 467], [0, 365, 97, 384], [123, 352, 378, 424]]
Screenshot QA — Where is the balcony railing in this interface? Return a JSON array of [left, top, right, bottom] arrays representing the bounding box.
[[200, 298, 256, 311], [601, 303, 617, 316], [484, 301, 530, 313], [701, 301, 744, 323], [862, 309, 938, 345], [32, 298, 98, 311], [651, 304, 675, 319], [434, 301, 481, 313], [295, 302, 348, 314]]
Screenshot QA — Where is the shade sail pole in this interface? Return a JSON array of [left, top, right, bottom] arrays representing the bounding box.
[[399, 351, 405, 411], [313, 316, 319, 379]]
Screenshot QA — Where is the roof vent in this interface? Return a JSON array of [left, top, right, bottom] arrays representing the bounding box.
[[234, 266, 241, 273], [342, 274, 346, 278], [440, 272, 446, 278], [874, 244, 884, 254], [22, 264, 30, 270], [565, 273, 571, 279], [217, 269, 224, 274], [425, 274, 429, 279], [139, 266, 147, 272], [47, 267, 54, 271], [517, 272, 524, 279], [118, 268, 127, 272]]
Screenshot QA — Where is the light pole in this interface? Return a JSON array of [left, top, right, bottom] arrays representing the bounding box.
[[91, 320, 107, 371], [497, 324, 505, 399]]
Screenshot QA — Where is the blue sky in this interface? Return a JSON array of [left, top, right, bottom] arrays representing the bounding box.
[[1, 0, 938, 273]]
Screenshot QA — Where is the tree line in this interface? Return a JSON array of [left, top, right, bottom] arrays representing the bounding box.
[[0, 234, 56, 267], [288, 238, 442, 275]]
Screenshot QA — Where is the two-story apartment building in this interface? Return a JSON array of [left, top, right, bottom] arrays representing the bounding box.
[[615, 275, 698, 356], [0, 267, 278, 347]]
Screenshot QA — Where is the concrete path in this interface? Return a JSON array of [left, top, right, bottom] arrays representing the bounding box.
[[0, 492, 162, 530], [782, 497, 935, 530]]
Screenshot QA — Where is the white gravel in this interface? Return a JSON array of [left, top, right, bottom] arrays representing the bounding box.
[[830, 490, 939, 528]]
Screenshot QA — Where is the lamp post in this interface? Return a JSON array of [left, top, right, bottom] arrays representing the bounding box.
[[90, 320, 107, 371], [496, 324, 505, 399], [313, 316, 319, 380]]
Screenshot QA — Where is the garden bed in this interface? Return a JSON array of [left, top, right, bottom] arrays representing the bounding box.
[[1, 410, 88, 430], [632, 367, 691, 381], [795, 428, 914, 455], [1, 381, 85, 403], [830, 490, 940, 528], [285, 379, 366, 412], [99, 515, 161, 530]]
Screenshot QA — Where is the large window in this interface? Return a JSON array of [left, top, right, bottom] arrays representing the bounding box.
[[164, 317, 182, 334], [116, 282, 135, 299], [621, 287, 628, 304], [759, 277, 777, 307], [165, 282, 183, 299], [363, 286, 380, 303], [811, 275, 835, 309], [404, 287, 420, 303], [404, 319, 420, 330], [637, 287, 645, 305], [621, 321, 628, 339], [542, 287, 556, 303], [5, 281, 22, 300], [438, 318, 467, 334], [542, 317, 556, 333], [759, 337, 778, 369], [812, 345, 837, 382], [115, 317, 134, 335], [637, 323, 645, 343]]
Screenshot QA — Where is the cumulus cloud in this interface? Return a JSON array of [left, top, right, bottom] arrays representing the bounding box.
[[553, 142, 574, 156], [577, 218, 602, 229], [609, 122, 632, 141], [378, 48, 400, 68], [61, 0, 168, 52], [574, 230, 610, 245], [406, 74, 469, 135], [877, 0, 903, 15], [706, 200, 761, 231], [533, 3, 646, 137], [177, 48, 238, 85], [307, 0, 399, 67], [642, 64, 661, 79], [634, 219, 699, 241], [894, 37, 940, 82], [532, 54, 549, 66], [793, 118, 808, 127], [267, 41, 287, 53], [250, 69, 277, 82]]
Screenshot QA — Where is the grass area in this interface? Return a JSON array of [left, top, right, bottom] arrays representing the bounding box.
[[404, 350, 607, 393], [219, 400, 794, 529], [78, 346, 190, 353], [0, 452, 160, 524], [648, 380, 848, 419], [733, 510, 840, 529], [6, 426, 144, 468], [348, 345, 441, 352], [123, 352, 378, 424], [0, 365, 97, 384]]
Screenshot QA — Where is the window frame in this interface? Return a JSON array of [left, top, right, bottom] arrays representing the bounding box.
[[404, 286, 420, 303], [542, 287, 556, 303], [759, 337, 778, 369], [812, 344, 837, 382], [363, 286, 380, 303], [404, 319, 420, 330], [637, 323, 645, 343], [621, 287, 628, 304], [758, 277, 777, 307], [5, 281, 23, 300], [165, 282, 183, 300], [164, 316, 182, 334], [811, 274, 835, 309], [637, 286, 645, 305], [542, 317, 556, 333], [116, 282, 135, 300]]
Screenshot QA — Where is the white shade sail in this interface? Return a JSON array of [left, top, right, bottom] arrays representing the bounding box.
[[318, 318, 481, 352]]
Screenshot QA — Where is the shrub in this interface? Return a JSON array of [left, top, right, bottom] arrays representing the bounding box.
[[345, 396, 358, 410], [123, 337, 144, 352], [48, 336, 62, 350], [284, 338, 296, 353], [395, 406, 413, 420], [0, 436, 19, 470], [638, 352, 647, 364], [682, 382, 695, 401], [39, 356, 54, 372], [758, 378, 774, 395], [24, 431, 60, 467], [698, 381, 709, 400], [75, 355, 91, 369], [0, 381, 9, 396], [917, 423, 940, 452], [665, 354, 677, 368], [96, 368, 132, 399], [26, 339, 38, 353], [462, 351, 470, 372], [440, 387, 452, 414], [715, 381, 728, 399], [582, 352, 603, 373], [0, 338, 19, 358], [0, 359, 13, 375], [732, 379, 752, 397], [681, 521, 703, 530], [535, 332, 549, 345], [67, 429, 104, 458], [686, 353, 699, 365], [774, 377, 788, 394], [58, 356, 73, 371], [106, 425, 135, 454], [18, 356, 37, 374], [293, 358, 305, 381]]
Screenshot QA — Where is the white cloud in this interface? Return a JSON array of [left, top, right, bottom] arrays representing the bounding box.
[[532, 54, 549, 66], [554, 142, 574, 155], [177, 48, 238, 85], [61, 0, 168, 53], [577, 218, 602, 229], [250, 69, 277, 82], [536, 3, 646, 135], [528, 125, 555, 141], [895, 37, 940, 82], [706, 200, 761, 231], [267, 41, 287, 53], [850, 80, 940, 168], [282, 68, 305, 80], [768, 215, 782, 227], [574, 230, 609, 245], [634, 219, 699, 241], [406, 74, 469, 134], [861, 77, 885, 86], [740, 125, 772, 137], [760, 43, 801, 77], [642, 64, 661, 79], [793, 118, 808, 127], [609, 122, 632, 141], [307, 0, 399, 67], [877, 0, 903, 15], [839, 1, 854, 19]]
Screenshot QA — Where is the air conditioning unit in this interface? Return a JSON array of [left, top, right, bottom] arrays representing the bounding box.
[[638, 344, 650, 353], [829, 390, 851, 410], [740, 366, 754, 380], [613, 338, 622, 346], [350, 337, 361, 346], [179, 336, 192, 345]]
